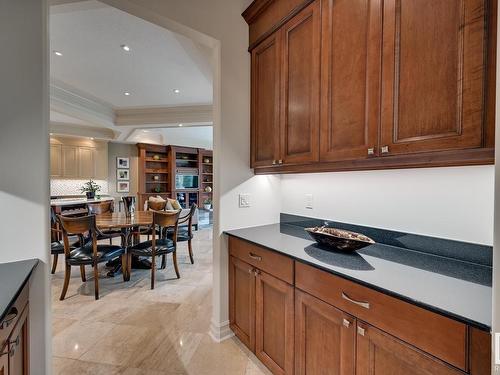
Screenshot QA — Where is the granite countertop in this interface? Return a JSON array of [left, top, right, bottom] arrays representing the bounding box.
[[50, 196, 114, 206], [225, 223, 492, 331], [0, 259, 38, 323]]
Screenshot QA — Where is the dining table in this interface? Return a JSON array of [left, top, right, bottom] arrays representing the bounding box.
[[95, 211, 154, 277]]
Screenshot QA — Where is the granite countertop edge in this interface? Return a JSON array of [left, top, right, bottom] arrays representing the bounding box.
[[0, 259, 39, 323], [224, 227, 491, 332]]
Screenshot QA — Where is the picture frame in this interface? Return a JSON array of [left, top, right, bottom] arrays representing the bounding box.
[[117, 157, 130, 169], [117, 169, 129, 181], [117, 181, 130, 193]]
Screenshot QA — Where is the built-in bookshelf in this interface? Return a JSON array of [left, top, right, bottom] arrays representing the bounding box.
[[137, 144, 212, 210]]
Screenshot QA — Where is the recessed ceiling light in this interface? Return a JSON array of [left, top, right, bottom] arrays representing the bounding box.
[[121, 44, 130, 52], [173, 89, 180, 94], [142, 130, 149, 133], [178, 124, 183, 127], [49, 133, 53, 136], [90, 137, 94, 140], [53, 51, 63, 56], [124, 92, 131, 96]]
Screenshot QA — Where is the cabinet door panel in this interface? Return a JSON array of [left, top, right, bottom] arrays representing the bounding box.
[[280, 1, 321, 164], [356, 323, 464, 375], [79, 147, 95, 178], [50, 144, 62, 177], [255, 270, 294, 375], [251, 33, 281, 168], [0, 350, 7, 375], [61, 146, 78, 178], [380, 0, 485, 155], [229, 256, 255, 351], [320, 0, 382, 162], [295, 289, 355, 375]]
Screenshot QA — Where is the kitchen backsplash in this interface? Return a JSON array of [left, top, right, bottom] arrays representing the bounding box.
[[50, 179, 109, 196]]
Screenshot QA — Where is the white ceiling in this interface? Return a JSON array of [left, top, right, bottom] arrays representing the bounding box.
[[50, 0, 213, 108]]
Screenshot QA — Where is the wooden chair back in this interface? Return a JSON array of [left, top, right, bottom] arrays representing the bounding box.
[[122, 196, 136, 214], [152, 209, 181, 242], [147, 200, 167, 211], [87, 200, 114, 215], [57, 215, 97, 257], [179, 204, 197, 235]]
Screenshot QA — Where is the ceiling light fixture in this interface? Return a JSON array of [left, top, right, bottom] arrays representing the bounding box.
[[124, 92, 131, 96], [178, 124, 183, 127], [173, 89, 180, 94], [90, 137, 94, 140], [121, 44, 130, 52], [53, 51, 63, 56]]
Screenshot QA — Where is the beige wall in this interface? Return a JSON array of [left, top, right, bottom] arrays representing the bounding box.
[[107, 142, 139, 199], [0, 0, 50, 372]]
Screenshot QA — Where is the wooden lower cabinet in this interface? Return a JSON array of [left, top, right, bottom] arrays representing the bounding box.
[[255, 270, 294, 375], [229, 256, 255, 351], [295, 289, 355, 375], [356, 322, 464, 375], [0, 351, 7, 375], [7, 307, 28, 375]]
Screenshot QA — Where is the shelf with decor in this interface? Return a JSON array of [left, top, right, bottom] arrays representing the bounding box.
[[199, 149, 213, 210]]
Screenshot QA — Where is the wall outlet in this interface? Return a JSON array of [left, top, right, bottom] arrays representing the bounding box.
[[305, 194, 313, 209], [239, 193, 251, 208]]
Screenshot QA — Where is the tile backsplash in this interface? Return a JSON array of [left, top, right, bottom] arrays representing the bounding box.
[[51, 179, 109, 196]]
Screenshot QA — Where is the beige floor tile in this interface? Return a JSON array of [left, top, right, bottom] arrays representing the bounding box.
[[53, 356, 122, 375]]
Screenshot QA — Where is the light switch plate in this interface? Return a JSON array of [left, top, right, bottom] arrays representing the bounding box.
[[305, 194, 313, 209], [239, 193, 251, 208]]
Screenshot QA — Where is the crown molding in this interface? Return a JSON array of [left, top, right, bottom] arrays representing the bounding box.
[[114, 105, 213, 126], [50, 122, 118, 140], [50, 81, 116, 128]]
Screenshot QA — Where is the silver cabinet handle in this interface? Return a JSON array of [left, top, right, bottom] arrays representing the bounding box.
[[381, 146, 389, 154], [254, 269, 261, 276], [278, 159, 283, 164], [248, 268, 253, 274], [342, 319, 351, 328], [248, 252, 262, 261], [272, 160, 277, 165], [367, 148, 375, 156], [0, 308, 18, 330], [357, 326, 365, 336], [342, 292, 370, 309]]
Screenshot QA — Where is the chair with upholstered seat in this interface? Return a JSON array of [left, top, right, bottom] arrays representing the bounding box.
[[167, 204, 197, 264], [127, 209, 181, 289], [87, 201, 122, 244], [57, 214, 127, 300]]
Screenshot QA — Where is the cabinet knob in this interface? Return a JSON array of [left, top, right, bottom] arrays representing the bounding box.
[[278, 159, 283, 164], [342, 319, 351, 328], [367, 148, 375, 156], [272, 160, 277, 165], [248, 252, 262, 261], [381, 146, 389, 154], [357, 326, 365, 336], [254, 269, 261, 276]]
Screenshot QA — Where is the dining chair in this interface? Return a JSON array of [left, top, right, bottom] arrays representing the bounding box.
[[167, 204, 197, 264], [122, 196, 136, 215], [57, 214, 127, 300], [127, 209, 181, 289], [146, 199, 167, 211], [87, 201, 122, 244], [50, 207, 80, 274]]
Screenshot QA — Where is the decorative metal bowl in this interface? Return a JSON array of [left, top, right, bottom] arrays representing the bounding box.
[[305, 226, 375, 252]]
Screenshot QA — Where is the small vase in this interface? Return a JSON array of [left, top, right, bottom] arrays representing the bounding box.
[[86, 191, 95, 200]]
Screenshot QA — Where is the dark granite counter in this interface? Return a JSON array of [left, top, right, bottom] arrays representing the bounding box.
[[0, 259, 38, 323], [225, 221, 492, 331]]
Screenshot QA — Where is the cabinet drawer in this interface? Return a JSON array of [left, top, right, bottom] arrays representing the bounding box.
[[0, 283, 28, 353], [295, 262, 467, 370], [229, 236, 294, 284]]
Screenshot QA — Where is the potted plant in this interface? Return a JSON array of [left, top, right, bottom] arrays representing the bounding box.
[[80, 179, 101, 200], [203, 198, 212, 210]]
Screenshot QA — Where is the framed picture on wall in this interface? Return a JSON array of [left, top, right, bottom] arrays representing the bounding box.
[[117, 157, 129, 169], [117, 181, 130, 193], [117, 169, 129, 181]]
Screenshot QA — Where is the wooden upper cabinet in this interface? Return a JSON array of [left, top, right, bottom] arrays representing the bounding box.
[[50, 144, 62, 177], [255, 270, 294, 375], [280, 1, 321, 164], [320, 0, 382, 162], [295, 289, 356, 375], [61, 145, 79, 178], [78, 147, 96, 178], [356, 323, 464, 375], [229, 256, 256, 351], [380, 0, 486, 156], [251, 32, 281, 168]]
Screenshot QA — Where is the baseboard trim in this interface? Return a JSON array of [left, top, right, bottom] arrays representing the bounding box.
[[209, 319, 234, 343]]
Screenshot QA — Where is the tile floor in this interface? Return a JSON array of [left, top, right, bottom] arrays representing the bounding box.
[[51, 228, 271, 375]]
